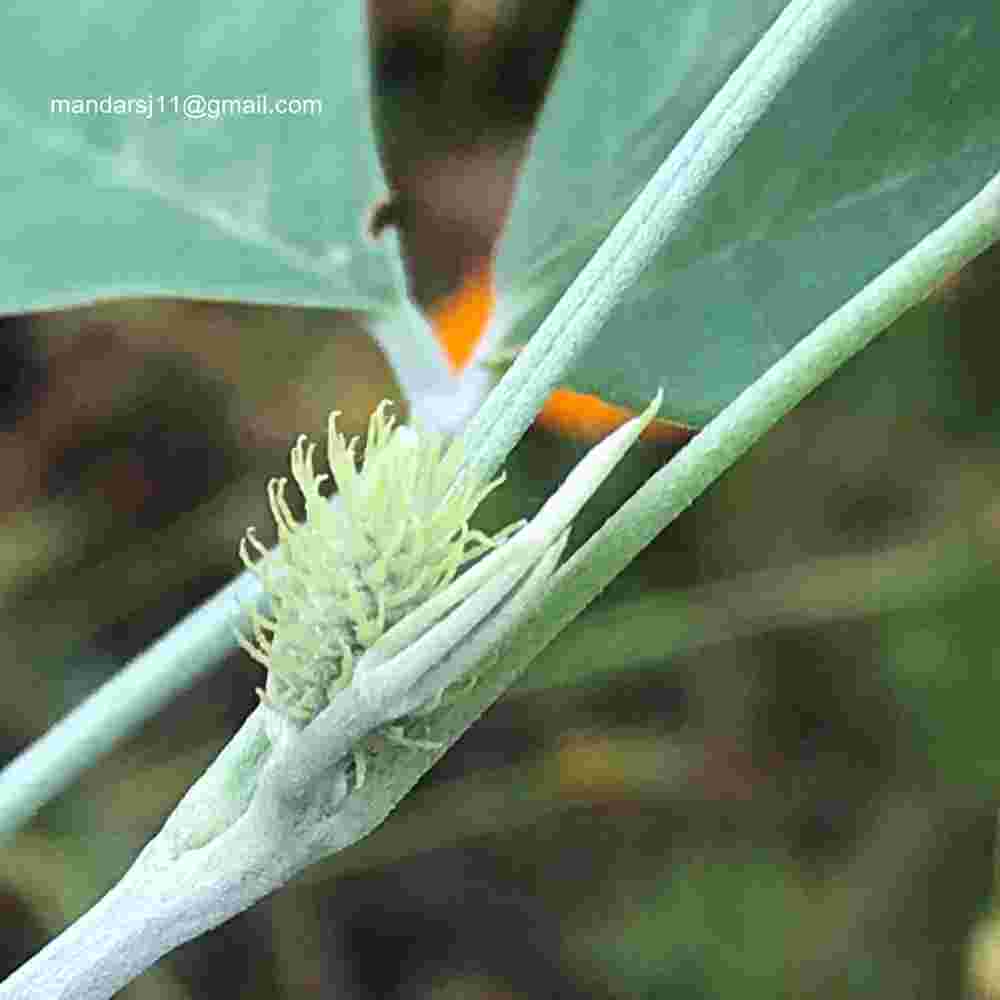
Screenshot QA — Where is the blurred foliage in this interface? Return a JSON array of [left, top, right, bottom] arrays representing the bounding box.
[[2, 2, 1000, 998]]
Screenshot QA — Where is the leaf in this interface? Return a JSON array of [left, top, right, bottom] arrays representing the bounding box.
[[0, 0, 399, 314], [496, 0, 1000, 426]]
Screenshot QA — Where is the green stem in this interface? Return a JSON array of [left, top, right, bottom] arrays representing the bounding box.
[[461, 0, 857, 481], [508, 169, 1000, 682], [522, 520, 995, 691], [0, 574, 256, 838]]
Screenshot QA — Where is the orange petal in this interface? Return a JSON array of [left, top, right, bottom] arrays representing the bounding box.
[[537, 388, 694, 445], [429, 265, 496, 374], [430, 269, 695, 445]]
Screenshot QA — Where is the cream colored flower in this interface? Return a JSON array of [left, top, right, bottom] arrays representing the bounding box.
[[238, 401, 517, 724]]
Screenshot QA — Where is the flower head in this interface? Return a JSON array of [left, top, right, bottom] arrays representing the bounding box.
[[239, 401, 514, 723]]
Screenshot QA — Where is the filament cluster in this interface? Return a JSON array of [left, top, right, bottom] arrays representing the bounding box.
[[239, 401, 511, 723]]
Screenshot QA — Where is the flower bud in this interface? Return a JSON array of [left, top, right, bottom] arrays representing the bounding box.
[[238, 401, 514, 724]]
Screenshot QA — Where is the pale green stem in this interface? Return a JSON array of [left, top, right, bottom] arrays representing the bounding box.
[[524, 521, 995, 691], [461, 0, 857, 481], [503, 169, 1000, 683], [0, 574, 256, 838]]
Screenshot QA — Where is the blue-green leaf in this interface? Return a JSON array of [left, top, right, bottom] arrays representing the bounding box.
[[497, 0, 1000, 425], [0, 0, 399, 313]]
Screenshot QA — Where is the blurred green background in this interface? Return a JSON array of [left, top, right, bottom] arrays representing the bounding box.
[[2, 2, 1000, 997]]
